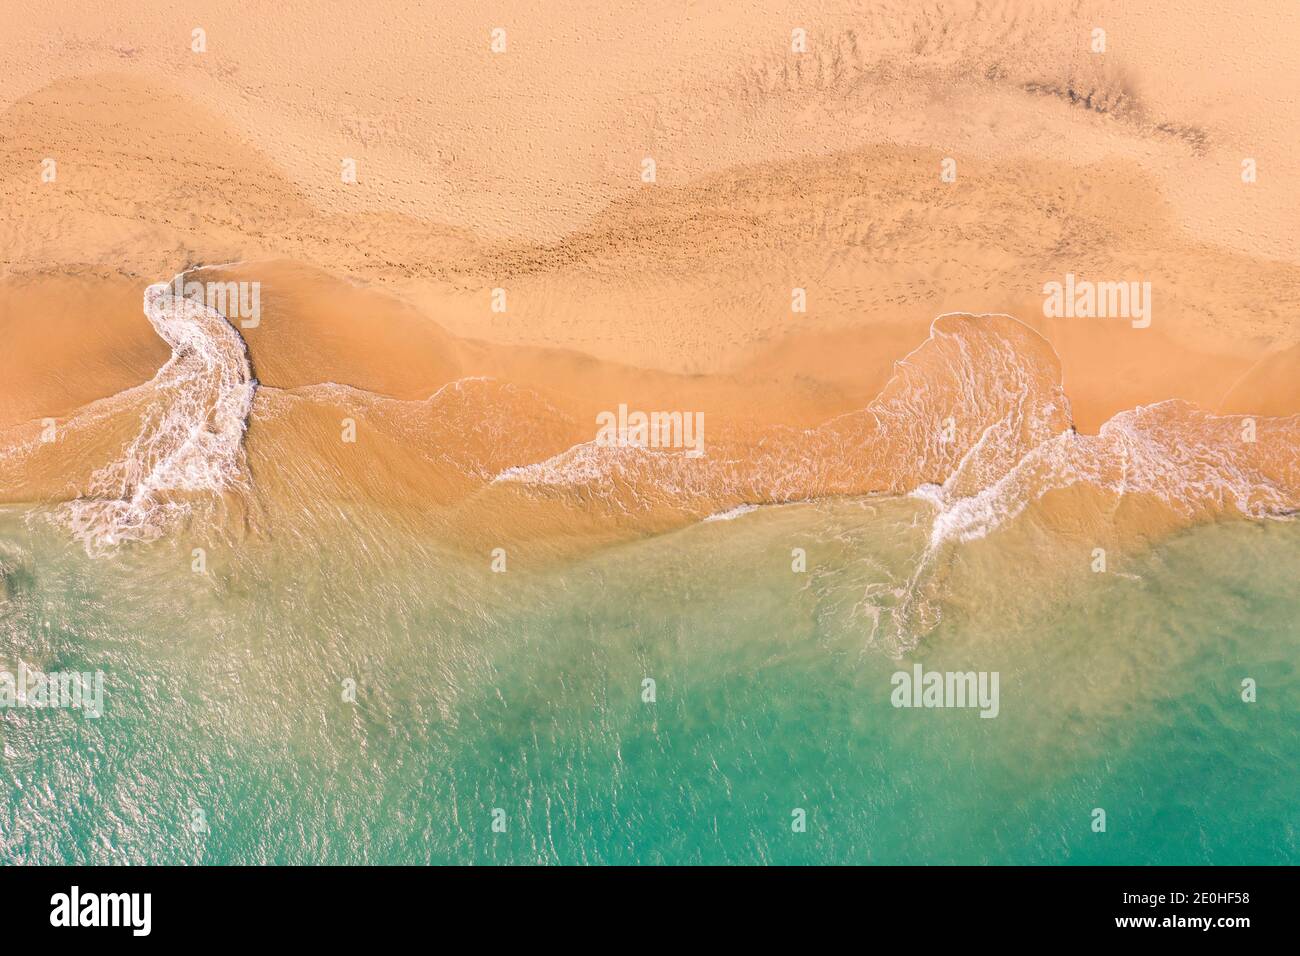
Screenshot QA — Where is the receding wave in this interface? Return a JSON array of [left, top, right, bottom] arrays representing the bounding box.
[[495, 313, 1297, 536], [489, 313, 1297, 648], [55, 272, 257, 555], [4, 303, 1296, 649]]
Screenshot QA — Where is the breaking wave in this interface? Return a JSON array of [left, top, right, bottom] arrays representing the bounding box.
[[492, 313, 1298, 647], [495, 313, 1297, 538], [58, 272, 257, 555], [6, 299, 1294, 650]]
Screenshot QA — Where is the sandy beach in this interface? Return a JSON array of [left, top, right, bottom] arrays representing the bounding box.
[[1, 0, 1297, 548], [2, 0, 1299, 873]]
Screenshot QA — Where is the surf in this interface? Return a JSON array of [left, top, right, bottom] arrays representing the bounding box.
[[58, 268, 257, 555]]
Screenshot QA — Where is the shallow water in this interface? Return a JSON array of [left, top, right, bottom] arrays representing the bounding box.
[[1, 275, 1295, 864], [1, 497, 1294, 864]]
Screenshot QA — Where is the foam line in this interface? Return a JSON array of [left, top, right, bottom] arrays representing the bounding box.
[[61, 269, 257, 555]]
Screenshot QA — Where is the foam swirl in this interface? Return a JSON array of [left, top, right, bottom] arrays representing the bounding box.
[[60, 273, 257, 554]]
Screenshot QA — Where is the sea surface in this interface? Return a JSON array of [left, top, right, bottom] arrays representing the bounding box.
[[1, 495, 1295, 864]]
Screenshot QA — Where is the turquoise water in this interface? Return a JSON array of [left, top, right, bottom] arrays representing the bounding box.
[[0, 499, 1296, 864]]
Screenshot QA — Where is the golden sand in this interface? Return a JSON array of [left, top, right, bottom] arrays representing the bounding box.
[[1, 2, 1297, 557]]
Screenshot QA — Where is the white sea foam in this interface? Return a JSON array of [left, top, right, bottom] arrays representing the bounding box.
[[493, 441, 631, 487], [24, 303, 1294, 576], [59, 271, 257, 555], [703, 503, 759, 522], [914, 403, 1295, 551], [488, 313, 1297, 562]]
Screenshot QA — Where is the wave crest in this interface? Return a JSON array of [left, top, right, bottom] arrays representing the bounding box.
[[59, 275, 257, 554]]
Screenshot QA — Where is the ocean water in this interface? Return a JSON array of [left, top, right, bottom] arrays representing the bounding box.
[[1, 495, 1295, 865], [0, 277, 1295, 864]]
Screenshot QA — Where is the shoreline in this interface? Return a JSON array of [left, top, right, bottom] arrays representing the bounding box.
[[3, 271, 1294, 566], [3, 259, 1296, 435]]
